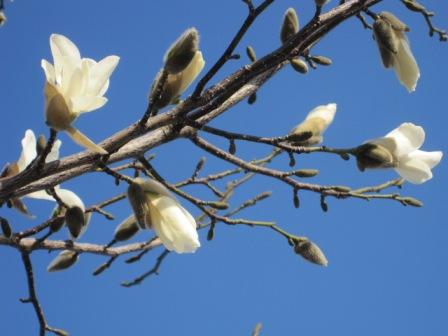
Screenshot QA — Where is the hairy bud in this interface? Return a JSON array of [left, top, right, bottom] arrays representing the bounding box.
[[36, 135, 47, 156], [401, 0, 426, 12], [114, 215, 140, 242], [402, 197, 423, 207], [294, 169, 319, 178], [354, 143, 396, 171], [47, 250, 79, 272], [290, 58, 308, 74], [280, 8, 299, 44], [310, 55, 332, 66], [65, 206, 86, 239], [164, 28, 199, 74], [127, 181, 150, 229], [294, 239, 328, 266]]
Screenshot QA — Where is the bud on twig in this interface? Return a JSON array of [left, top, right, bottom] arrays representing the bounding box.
[[293, 189, 300, 208], [47, 250, 79, 272], [65, 206, 86, 239], [36, 135, 47, 156], [401, 197, 423, 207], [1, 217, 12, 238], [280, 8, 299, 44], [294, 239, 328, 266], [294, 169, 319, 178], [246, 46, 257, 63], [127, 181, 149, 229], [290, 58, 308, 74], [164, 28, 199, 74], [114, 215, 140, 242], [310, 55, 332, 66], [247, 93, 257, 105], [320, 195, 328, 212], [228, 139, 236, 155]]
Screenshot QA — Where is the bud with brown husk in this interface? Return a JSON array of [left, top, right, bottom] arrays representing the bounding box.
[[114, 215, 140, 242], [47, 250, 79, 272], [354, 142, 396, 172], [290, 58, 308, 74], [164, 28, 199, 74], [65, 206, 86, 239], [280, 8, 299, 44], [1, 218, 12, 238], [294, 238, 328, 266], [310, 55, 332, 66]]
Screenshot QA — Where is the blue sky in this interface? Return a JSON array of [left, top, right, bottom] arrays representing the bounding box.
[[1, 0, 447, 335]]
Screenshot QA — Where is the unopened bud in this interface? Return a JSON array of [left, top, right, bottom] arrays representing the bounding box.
[[293, 189, 300, 208], [1, 218, 12, 238], [294, 169, 319, 178], [45, 83, 74, 131], [294, 239, 328, 266], [402, 197, 423, 207], [47, 250, 79, 272], [0, 11, 6, 26], [320, 195, 328, 212], [311, 55, 332, 66], [373, 18, 399, 68], [280, 8, 299, 44], [65, 206, 86, 239], [290, 58, 308, 73], [248, 93, 257, 105], [355, 143, 395, 171], [114, 215, 140, 242], [401, 0, 426, 12], [36, 135, 47, 156], [164, 28, 199, 74], [50, 215, 65, 233], [333, 186, 351, 193], [207, 226, 215, 241], [246, 46, 257, 63], [315, 0, 330, 7], [379, 11, 409, 32], [127, 181, 149, 229]]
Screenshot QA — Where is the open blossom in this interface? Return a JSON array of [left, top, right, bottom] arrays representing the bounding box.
[[355, 123, 442, 184], [289, 103, 337, 145], [373, 12, 420, 92], [127, 178, 200, 253], [42, 34, 119, 154]]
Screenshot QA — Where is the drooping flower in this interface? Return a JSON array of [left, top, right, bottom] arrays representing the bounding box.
[[288, 103, 337, 145], [355, 123, 442, 184], [42, 34, 120, 154], [150, 28, 205, 109], [373, 12, 420, 92], [127, 178, 200, 253]]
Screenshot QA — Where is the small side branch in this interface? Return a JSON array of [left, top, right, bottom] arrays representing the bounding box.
[[20, 251, 67, 336]]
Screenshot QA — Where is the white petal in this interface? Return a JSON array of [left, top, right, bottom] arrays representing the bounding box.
[[86, 55, 120, 96], [406, 150, 443, 169], [394, 37, 420, 93], [395, 158, 432, 184], [26, 190, 56, 201], [65, 67, 86, 102], [305, 103, 337, 127], [50, 34, 81, 86], [17, 130, 37, 172], [55, 188, 85, 211], [384, 122, 425, 157], [41, 59, 56, 84], [178, 51, 205, 95], [149, 195, 200, 253], [46, 139, 62, 163], [70, 96, 107, 114]]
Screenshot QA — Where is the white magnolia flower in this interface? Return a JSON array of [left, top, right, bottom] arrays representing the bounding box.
[[42, 34, 120, 154], [17, 129, 61, 201], [373, 12, 420, 92], [127, 178, 200, 253], [358, 123, 443, 184], [289, 103, 337, 145]]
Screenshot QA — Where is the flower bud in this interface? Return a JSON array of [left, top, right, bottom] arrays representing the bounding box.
[[0, 11, 6, 26], [248, 93, 257, 105], [373, 18, 399, 68], [402, 197, 423, 207], [45, 83, 74, 131], [401, 0, 426, 12], [290, 58, 308, 74], [246, 46, 257, 63], [114, 215, 140, 242], [280, 8, 299, 44], [294, 239, 328, 266], [354, 143, 396, 171], [47, 250, 79, 272], [310, 55, 332, 66], [164, 28, 199, 74], [315, 0, 330, 7], [127, 181, 150, 229], [65, 206, 86, 239], [208, 201, 229, 210], [294, 169, 319, 178]]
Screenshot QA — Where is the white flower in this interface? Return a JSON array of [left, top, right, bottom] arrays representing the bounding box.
[[373, 12, 420, 92], [17, 129, 61, 201], [127, 178, 200, 253], [289, 103, 337, 145], [359, 123, 443, 184], [42, 34, 119, 154]]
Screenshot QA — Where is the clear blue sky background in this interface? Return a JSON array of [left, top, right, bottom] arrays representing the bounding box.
[[1, 1, 447, 335]]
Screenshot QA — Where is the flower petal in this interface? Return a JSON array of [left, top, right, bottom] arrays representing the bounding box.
[[384, 122, 425, 157], [70, 96, 107, 114], [86, 55, 120, 96], [178, 51, 205, 95], [406, 150, 443, 169], [46, 139, 62, 163], [41, 60, 56, 84], [305, 103, 337, 126], [394, 37, 420, 92], [395, 158, 432, 184], [149, 195, 200, 253], [17, 130, 37, 172], [50, 34, 81, 86], [26, 190, 56, 201], [55, 188, 85, 211]]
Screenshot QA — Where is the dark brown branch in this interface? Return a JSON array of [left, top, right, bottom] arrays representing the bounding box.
[[36, 129, 58, 172], [20, 251, 67, 336]]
